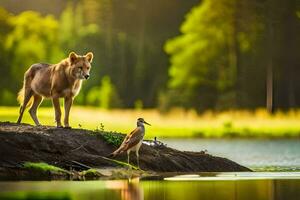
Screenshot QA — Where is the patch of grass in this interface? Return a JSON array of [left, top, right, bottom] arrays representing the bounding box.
[[23, 162, 67, 173], [81, 168, 103, 177]]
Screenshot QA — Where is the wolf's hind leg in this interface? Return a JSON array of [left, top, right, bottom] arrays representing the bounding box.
[[17, 89, 33, 124], [29, 94, 43, 126]]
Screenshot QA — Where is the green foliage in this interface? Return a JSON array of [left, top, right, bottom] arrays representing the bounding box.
[[163, 0, 267, 111], [86, 86, 101, 106], [99, 76, 122, 109], [59, 2, 99, 51], [0, 0, 299, 110], [101, 132, 124, 147], [23, 162, 67, 173], [0, 5, 101, 106], [6, 11, 64, 82], [134, 99, 143, 110], [93, 123, 124, 147], [87, 76, 122, 109], [0, 90, 15, 106], [91, 123, 124, 147]]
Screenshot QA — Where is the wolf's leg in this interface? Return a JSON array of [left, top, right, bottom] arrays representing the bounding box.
[[52, 98, 62, 127], [17, 89, 33, 124], [64, 96, 73, 128], [29, 95, 43, 126]]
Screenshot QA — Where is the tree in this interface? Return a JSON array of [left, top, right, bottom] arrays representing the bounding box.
[[0, 7, 13, 105], [164, 0, 264, 111], [5, 11, 63, 95], [86, 76, 122, 109]]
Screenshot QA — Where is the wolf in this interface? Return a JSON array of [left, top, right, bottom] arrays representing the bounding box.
[[16, 52, 93, 128]]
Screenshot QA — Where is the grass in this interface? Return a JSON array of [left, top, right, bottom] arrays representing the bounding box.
[[23, 162, 67, 173], [98, 156, 140, 170], [1, 106, 300, 138]]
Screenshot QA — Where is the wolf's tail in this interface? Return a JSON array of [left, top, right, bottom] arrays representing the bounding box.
[[17, 87, 33, 109]]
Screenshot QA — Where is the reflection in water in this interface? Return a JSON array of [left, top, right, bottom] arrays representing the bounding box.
[[0, 177, 300, 200], [143, 180, 300, 200], [105, 178, 142, 200]]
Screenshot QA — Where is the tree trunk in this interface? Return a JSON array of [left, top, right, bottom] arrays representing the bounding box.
[[266, 0, 274, 114]]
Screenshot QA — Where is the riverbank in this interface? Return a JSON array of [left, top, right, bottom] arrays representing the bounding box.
[[0, 122, 249, 180], [1, 106, 300, 138]]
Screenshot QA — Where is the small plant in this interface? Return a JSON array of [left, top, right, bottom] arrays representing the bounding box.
[[102, 132, 124, 147], [95, 123, 105, 132], [91, 124, 124, 147]]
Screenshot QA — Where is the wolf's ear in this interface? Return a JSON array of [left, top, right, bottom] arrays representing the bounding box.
[[85, 52, 93, 63], [69, 52, 78, 63]]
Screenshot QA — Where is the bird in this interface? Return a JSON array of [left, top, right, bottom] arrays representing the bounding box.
[[109, 118, 151, 168]]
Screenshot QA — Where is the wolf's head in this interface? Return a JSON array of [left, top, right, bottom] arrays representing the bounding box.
[[69, 52, 93, 80]]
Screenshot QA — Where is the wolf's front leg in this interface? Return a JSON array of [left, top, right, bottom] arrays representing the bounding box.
[[64, 96, 73, 128], [52, 98, 62, 127]]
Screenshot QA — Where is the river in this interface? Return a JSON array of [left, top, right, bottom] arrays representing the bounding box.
[[162, 138, 300, 171], [1, 174, 300, 200]]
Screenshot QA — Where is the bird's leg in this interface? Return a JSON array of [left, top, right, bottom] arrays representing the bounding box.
[[127, 150, 131, 169], [136, 150, 140, 169]]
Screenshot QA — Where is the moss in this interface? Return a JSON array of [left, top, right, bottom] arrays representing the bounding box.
[[82, 169, 99, 176], [23, 162, 67, 173], [80, 169, 104, 180]]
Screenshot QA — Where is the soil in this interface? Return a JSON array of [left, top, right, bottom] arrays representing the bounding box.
[[0, 122, 250, 180]]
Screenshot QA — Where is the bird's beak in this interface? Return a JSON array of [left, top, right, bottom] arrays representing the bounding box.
[[144, 121, 151, 126]]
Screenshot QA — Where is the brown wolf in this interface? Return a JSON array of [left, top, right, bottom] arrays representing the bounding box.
[[17, 52, 93, 128]]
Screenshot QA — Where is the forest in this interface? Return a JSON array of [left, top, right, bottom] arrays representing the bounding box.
[[0, 0, 299, 113]]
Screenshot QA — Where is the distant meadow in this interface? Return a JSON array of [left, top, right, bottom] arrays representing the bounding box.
[[2, 106, 300, 138]]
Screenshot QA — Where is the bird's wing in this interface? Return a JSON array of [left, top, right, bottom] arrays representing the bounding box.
[[113, 127, 143, 154], [124, 127, 144, 147]]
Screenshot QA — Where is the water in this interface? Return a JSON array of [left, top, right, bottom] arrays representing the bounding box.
[[1, 139, 300, 199], [1, 174, 300, 200], [161, 139, 300, 170]]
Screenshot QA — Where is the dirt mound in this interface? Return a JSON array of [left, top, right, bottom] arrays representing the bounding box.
[[0, 122, 250, 175]]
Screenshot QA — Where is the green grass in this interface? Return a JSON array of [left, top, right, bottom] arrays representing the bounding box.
[[2, 106, 300, 138], [23, 162, 67, 173]]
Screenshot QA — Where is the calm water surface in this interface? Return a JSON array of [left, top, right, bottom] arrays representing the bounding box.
[[1, 173, 300, 200], [161, 139, 300, 170]]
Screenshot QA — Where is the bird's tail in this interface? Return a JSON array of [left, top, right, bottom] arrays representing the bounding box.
[[108, 152, 116, 158], [108, 149, 122, 158]]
